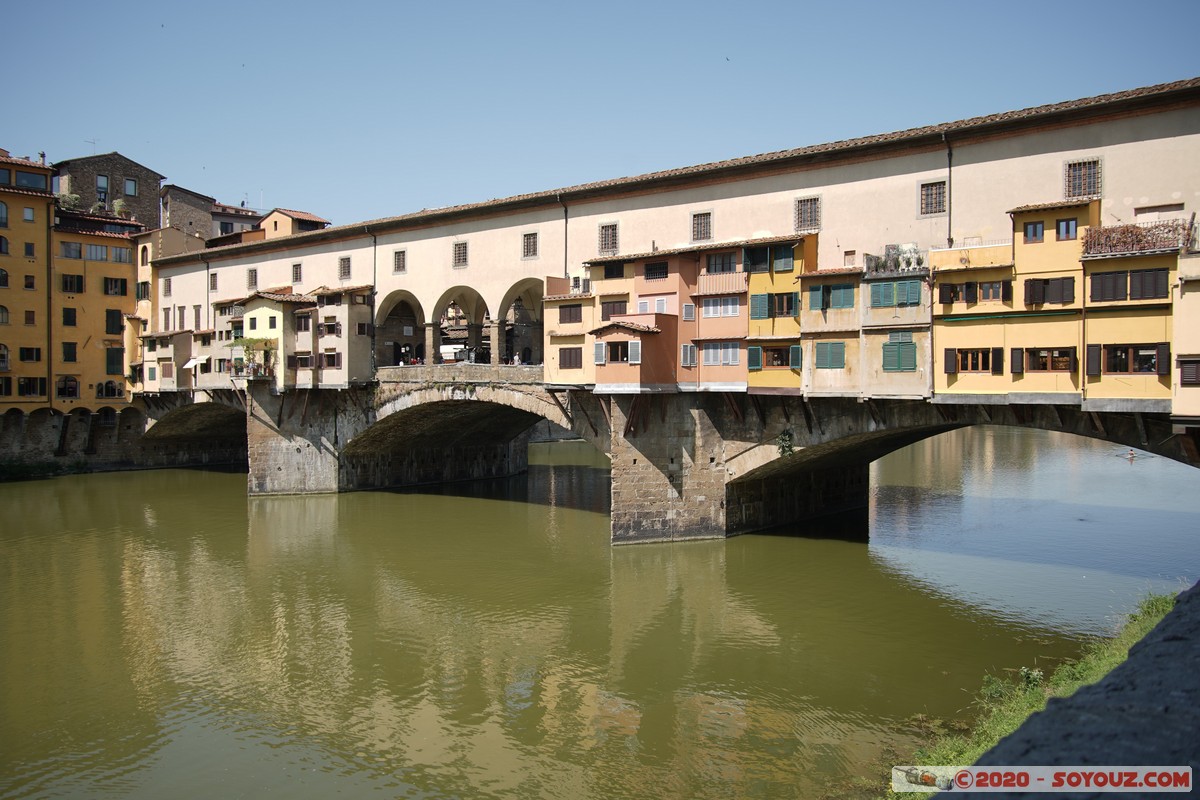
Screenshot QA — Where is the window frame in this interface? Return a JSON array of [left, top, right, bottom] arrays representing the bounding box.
[[522, 232, 539, 259], [691, 211, 712, 242], [1023, 221, 1045, 243], [1056, 218, 1078, 241], [1065, 158, 1101, 199], [794, 196, 821, 231], [919, 180, 947, 216], [598, 223, 619, 254], [452, 242, 468, 268]]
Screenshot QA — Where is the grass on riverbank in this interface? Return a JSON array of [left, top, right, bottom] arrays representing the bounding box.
[[854, 592, 1176, 800]]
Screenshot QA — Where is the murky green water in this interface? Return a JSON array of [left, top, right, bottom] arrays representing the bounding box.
[[2, 427, 1198, 798]]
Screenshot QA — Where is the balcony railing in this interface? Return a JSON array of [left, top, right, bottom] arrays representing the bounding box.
[[1084, 219, 1194, 257], [696, 271, 748, 295], [865, 250, 929, 275]]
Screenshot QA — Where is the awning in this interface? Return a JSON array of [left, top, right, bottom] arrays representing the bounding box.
[[182, 356, 209, 370]]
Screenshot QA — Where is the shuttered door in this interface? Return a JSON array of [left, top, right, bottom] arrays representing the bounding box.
[[1011, 348, 1024, 374], [1086, 344, 1102, 376], [944, 348, 957, 374]]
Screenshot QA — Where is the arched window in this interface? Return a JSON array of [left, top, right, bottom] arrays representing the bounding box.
[[0, 305, 8, 324], [0, 268, 7, 287], [0, 201, 8, 227], [0, 237, 8, 256], [55, 376, 79, 398], [140, 245, 149, 266]]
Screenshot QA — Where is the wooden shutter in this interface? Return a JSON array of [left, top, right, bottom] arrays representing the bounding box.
[[905, 280, 922, 306], [1046, 279, 1063, 304], [790, 291, 800, 318], [749, 294, 769, 320], [1061, 277, 1075, 304], [944, 348, 958, 374], [964, 282, 978, 304], [882, 342, 900, 372], [594, 341, 606, 365], [629, 340, 641, 365], [1181, 360, 1200, 385], [1154, 269, 1169, 299], [900, 342, 917, 371], [1069, 347, 1078, 373], [1086, 344, 1102, 376], [1002, 280, 1013, 302], [991, 347, 1004, 375], [789, 344, 802, 369], [810, 285, 826, 311], [1129, 270, 1144, 300], [747, 346, 762, 371], [1010, 348, 1024, 374], [938, 283, 955, 304], [831, 342, 845, 369], [1157, 343, 1170, 376]]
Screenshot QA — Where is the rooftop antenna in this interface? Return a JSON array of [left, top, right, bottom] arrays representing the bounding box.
[[84, 138, 98, 154]]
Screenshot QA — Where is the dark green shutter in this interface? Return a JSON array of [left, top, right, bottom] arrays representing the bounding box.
[[1157, 343, 1171, 376], [939, 283, 954, 304], [991, 347, 1004, 375], [749, 293, 769, 320], [748, 346, 762, 371], [965, 282, 978, 304], [772, 245, 794, 272], [789, 344, 802, 369], [810, 285, 825, 311], [944, 348, 958, 374], [905, 280, 922, 306], [900, 342, 917, 371], [882, 342, 899, 372], [1002, 280, 1013, 302]]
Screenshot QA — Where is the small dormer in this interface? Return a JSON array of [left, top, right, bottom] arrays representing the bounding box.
[[256, 208, 331, 239]]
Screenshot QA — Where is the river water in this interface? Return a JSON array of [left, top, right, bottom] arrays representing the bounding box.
[[1, 426, 1198, 799]]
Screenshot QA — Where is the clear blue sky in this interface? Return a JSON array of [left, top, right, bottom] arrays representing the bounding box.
[[5, 0, 1198, 226]]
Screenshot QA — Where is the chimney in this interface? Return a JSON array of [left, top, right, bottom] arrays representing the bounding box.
[[39, 151, 46, 164]]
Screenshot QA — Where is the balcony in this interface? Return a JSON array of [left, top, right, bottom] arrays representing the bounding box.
[[695, 271, 748, 296], [1083, 219, 1195, 258], [866, 244, 932, 276], [927, 240, 1011, 271]]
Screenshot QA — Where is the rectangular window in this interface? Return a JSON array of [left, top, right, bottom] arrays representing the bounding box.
[[744, 247, 769, 273], [63, 307, 77, 326], [1024, 277, 1075, 305], [0, 377, 9, 396], [60, 242, 82, 259], [339, 256, 352, 279], [795, 196, 820, 231], [644, 261, 668, 280], [1056, 218, 1078, 240], [680, 343, 697, 367], [706, 253, 735, 274], [23, 207, 34, 223], [393, 251, 406, 274], [559, 304, 582, 323], [844, 250, 856, 267], [703, 297, 739, 318], [62, 274, 84, 293], [105, 309, 122, 334], [24, 275, 34, 290], [920, 181, 946, 215], [655, 297, 667, 314], [17, 377, 47, 396], [96, 175, 108, 197], [14, 171, 47, 191], [24, 243, 34, 258], [246, 269, 257, 290], [1091, 271, 1128, 302], [195, 306, 202, 329], [769, 292, 796, 318], [25, 310, 34, 325], [882, 332, 917, 372], [772, 244, 794, 273], [112, 247, 131, 263], [1129, 268, 1169, 300], [815, 341, 846, 369], [296, 315, 311, 332], [452, 242, 468, 268], [1104, 343, 1168, 375], [691, 212, 711, 242], [354, 322, 370, 335], [523, 232, 538, 258], [559, 346, 582, 369], [124, 178, 138, 196], [1066, 158, 1101, 198], [1180, 359, 1200, 386], [607, 341, 630, 363], [978, 281, 1005, 301], [637, 299, 649, 314], [1024, 221, 1045, 243], [161, 362, 174, 379], [599, 223, 618, 254], [870, 280, 922, 307], [62, 342, 77, 362], [603, 263, 623, 280], [682, 303, 695, 321], [86, 244, 108, 261], [163, 309, 171, 330], [19, 347, 41, 362], [106, 347, 124, 375], [600, 300, 626, 321], [209, 273, 217, 292], [104, 277, 127, 296], [1025, 347, 1076, 372], [293, 263, 303, 283], [219, 221, 234, 235], [249, 318, 257, 331], [701, 342, 739, 366], [955, 348, 1004, 373], [828, 284, 855, 309]]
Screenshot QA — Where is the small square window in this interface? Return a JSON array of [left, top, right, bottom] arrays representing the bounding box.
[[24, 275, 35, 290], [23, 208, 34, 223], [24, 242, 34, 258], [124, 178, 137, 196], [25, 310, 35, 325], [63, 307, 77, 326], [692, 212, 712, 242], [452, 242, 468, 268], [920, 181, 946, 215], [603, 263, 623, 280], [1024, 221, 1045, 243], [1056, 218, 1077, 241], [1065, 158, 1101, 198], [523, 232, 538, 259], [843, 250, 856, 267], [795, 197, 821, 231]]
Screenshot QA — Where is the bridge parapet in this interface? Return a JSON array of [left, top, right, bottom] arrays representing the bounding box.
[[377, 364, 544, 385]]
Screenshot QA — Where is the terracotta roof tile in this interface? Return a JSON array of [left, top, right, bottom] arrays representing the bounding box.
[[544, 292, 594, 301], [588, 321, 661, 335], [0, 153, 50, 169], [1008, 199, 1093, 213], [0, 185, 54, 199], [271, 208, 330, 224], [585, 234, 806, 265]]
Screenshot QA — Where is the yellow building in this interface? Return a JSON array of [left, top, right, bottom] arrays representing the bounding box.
[[1, 151, 55, 410], [746, 236, 811, 392]]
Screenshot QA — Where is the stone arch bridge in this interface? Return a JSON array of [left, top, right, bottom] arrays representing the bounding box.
[[134, 364, 1200, 544]]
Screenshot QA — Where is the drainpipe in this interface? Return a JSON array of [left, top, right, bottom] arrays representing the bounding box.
[[204, 260, 211, 330], [943, 133, 953, 249], [366, 225, 377, 376], [557, 194, 568, 278], [45, 197, 54, 411]]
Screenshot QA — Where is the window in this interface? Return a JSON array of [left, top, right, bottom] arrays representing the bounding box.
[[62, 342, 77, 362], [644, 261, 668, 280], [86, 244, 108, 261], [106, 309, 122, 334], [23, 207, 34, 223], [206, 273, 217, 293], [1099, 343, 1169, 375], [0, 268, 6, 287], [523, 232, 538, 259], [655, 297, 667, 314], [599, 223, 619, 254], [1022, 347, 1076, 373], [603, 263, 623, 280], [161, 362, 174, 379], [24, 275, 34, 290], [25, 310, 34, 325], [1130, 268, 1169, 300], [112, 247, 131, 263], [0, 237, 7, 255], [703, 297, 739, 318], [1065, 158, 1101, 198], [810, 284, 854, 310], [61, 274, 84, 293], [63, 307, 76, 326], [1023, 221, 1044, 243], [14, 171, 47, 191], [0, 344, 7, 369], [749, 292, 798, 319], [920, 181, 946, 215], [292, 263, 303, 283], [162, 309, 171, 330], [1024, 277, 1075, 305], [978, 281, 1005, 301], [815, 341, 846, 369], [948, 347, 1002, 374], [680, 343, 697, 367], [744, 247, 769, 273], [18, 377, 47, 396], [706, 253, 735, 274], [195, 306, 202, 329], [559, 304, 582, 323], [882, 331, 917, 372], [339, 256, 352, 279], [559, 346, 582, 369], [1091, 270, 1126, 302], [0, 377, 8, 396], [124, 178, 137, 196], [138, 281, 151, 300], [1180, 359, 1200, 386], [163, 277, 172, 297], [600, 300, 626, 321], [393, 251, 406, 274], [682, 303, 695, 321], [452, 242, 468, 268], [795, 196, 821, 231], [0, 201, 6, 227], [607, 341, 630, 363], [104, 277, 127, 296], [55, 376, 80, 398], [249, 318, 257, 331], [23, 243, 33, 258], [246, 269, 257, 290], [296, 315, 311, 332], [748, 345, 802, 371], [96, 175, 108, 200], [147, 367, 156, 381], [870, 280, 922, 307], [692, 212, 712, 241], [637, 299, 649, 314], [0, 305, 7, 324], [60, 242, 82, 259], [19, 347, 41, 362], [1056, 218, 1078, 240], [772, 244, 794, 273], [701, 342, 739, 366]]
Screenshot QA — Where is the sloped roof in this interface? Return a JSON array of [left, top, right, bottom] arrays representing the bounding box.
[[265, 208, 330, 224], [1008, 199, 1093, 214], [588, 321, 661, 336], [53, 151, 166, 180]]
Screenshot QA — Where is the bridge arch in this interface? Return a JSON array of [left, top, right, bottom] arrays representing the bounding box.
[[142, 399, 247, 442]]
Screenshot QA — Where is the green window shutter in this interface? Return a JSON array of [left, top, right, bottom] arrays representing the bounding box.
[[748, 346, 762, 371], [749, 293, 769, 320], [831, 284, 854, 308], [905, 280, 922, 306], [771, 245, 794, 272], [810, 285, 825, 311], [789, 344, 802, 369], [831, 341, 845, 368], [882, 342, 900, 372], [790, 291, 800, 318], [815, 342, 829, 369], [900, 342, 917, 371]]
